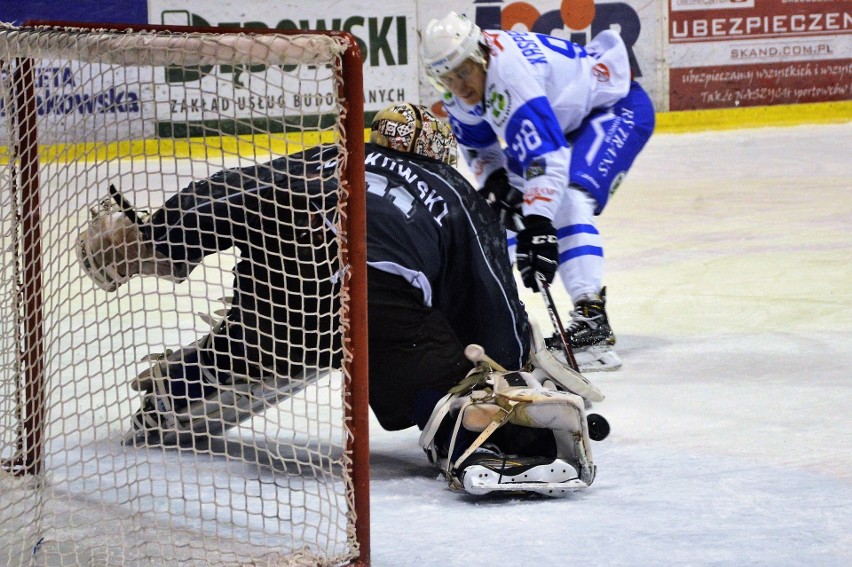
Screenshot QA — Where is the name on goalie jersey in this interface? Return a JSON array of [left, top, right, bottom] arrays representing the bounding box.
[[365, 152, 449, 225]]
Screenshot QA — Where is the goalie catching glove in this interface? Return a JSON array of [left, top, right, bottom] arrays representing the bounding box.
[[77, 189, 183, 291]]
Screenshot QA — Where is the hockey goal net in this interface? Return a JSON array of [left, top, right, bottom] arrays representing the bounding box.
[[0, 22, 368, 566]]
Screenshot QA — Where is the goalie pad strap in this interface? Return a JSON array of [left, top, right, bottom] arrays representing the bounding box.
[[449, 404, 514, 475], [419, 363, 494, 460], [418, 390, 456, 462]]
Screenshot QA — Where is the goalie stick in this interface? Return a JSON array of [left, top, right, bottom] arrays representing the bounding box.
[[532, 278, 610, 440], [463, 343, 508, 372]]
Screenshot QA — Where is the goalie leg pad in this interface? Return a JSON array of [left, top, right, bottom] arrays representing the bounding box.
[[529, 317, 605, 402], [420, 366, 598, 492], [133, 341, 205, 393], [126, 372, 311, 447], [126, 345, 314, 447], [493, 371, 596, 485], [140, 373, 309, 447]]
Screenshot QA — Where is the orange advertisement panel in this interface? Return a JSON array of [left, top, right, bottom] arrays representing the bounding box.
[[668, 0, 851, 110]]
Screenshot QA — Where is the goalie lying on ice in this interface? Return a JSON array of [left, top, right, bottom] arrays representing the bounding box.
[[77, 102, 607, 496]]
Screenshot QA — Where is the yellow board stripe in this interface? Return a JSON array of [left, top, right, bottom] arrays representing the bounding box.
[[0, 130, 338, 163], [654, 100, 852, 134], [2, 101, 849, 163]]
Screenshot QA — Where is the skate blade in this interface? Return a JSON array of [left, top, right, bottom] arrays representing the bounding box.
[[461, 464, 588, 497], [575, 347, 622, 372]]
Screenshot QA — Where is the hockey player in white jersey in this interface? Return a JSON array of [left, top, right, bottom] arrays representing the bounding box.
[[421, 12, 656, 371], [77, 103, 608, 496]]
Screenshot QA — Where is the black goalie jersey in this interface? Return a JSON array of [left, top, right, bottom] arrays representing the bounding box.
[[359, 144, 528, 370], [140, 143, 529, 414]]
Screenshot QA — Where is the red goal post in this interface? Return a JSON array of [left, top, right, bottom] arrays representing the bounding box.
[[0, 21, 369, 566]]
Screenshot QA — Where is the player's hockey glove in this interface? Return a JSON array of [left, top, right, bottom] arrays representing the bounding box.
[[478, 169, 526, 232], [516, 215, 558, 291]]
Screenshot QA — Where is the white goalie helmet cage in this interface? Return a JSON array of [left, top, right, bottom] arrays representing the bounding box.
[[420, 11, 485, 79], [370, 103, 458, 166]]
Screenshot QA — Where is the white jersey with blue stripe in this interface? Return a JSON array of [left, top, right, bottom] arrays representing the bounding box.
[[444, 29, 631, 221]]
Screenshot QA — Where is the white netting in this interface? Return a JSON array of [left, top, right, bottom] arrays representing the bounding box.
[[0, 25, 362, 567], [0, 23, 347, 66]]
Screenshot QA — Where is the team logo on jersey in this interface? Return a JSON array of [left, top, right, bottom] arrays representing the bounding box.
[[525, 158, 547, 180], [592, 63, 611, 83], [486, 84, 512, 127]]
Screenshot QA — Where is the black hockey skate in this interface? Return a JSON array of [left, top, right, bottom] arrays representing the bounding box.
[[455, 448, 587, 497], [546, 289, 622, 372], [564, 294, 615, 349]]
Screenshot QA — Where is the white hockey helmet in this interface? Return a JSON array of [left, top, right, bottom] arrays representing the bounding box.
[[420, 12, 485, 80], [370, 103, 457, 166]]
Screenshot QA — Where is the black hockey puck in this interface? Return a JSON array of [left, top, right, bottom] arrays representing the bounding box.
[[587, 413, 610, 441]]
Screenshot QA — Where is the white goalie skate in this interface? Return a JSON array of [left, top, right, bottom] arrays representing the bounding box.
[[457, 449, 588, 496]]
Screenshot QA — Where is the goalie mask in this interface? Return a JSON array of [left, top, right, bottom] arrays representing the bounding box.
[[370, 103, 458, 166]]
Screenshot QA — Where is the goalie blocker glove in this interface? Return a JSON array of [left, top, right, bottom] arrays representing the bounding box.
[[516, 215, 558, 291], [478, 169, 526, 232]]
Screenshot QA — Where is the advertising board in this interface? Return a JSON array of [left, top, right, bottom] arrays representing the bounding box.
[[149, 0, 418, 116], [0, 0, 846, 145], [0, 0, 147, 26], [416, 1, 661, 114], [667, 0, 851, 109]]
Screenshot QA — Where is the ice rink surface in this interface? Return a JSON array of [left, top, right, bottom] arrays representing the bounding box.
[[4, 120, 849, 567], [368, 122, 852, 566]]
